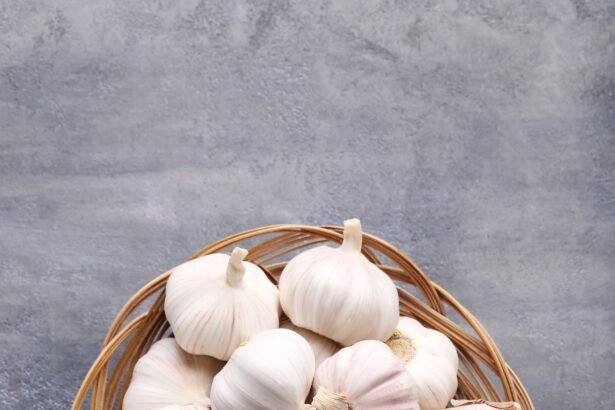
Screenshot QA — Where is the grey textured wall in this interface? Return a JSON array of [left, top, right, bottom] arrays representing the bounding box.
[[1, 0, 614, 409]]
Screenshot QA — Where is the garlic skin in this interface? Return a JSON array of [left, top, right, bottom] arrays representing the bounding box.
[[449, 400, 521, 409], [123, 338, 224, 410], [280, 317, 341, 368], [210, 328, 315, 410], [164, 247, 280, 360], [387, 317, 459, 410], [309, 340, 420, 410], [279, 219, 399, 346]]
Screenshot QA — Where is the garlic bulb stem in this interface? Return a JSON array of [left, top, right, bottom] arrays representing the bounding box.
[[226, 247, 249, 286], [386, 331, 416, 362], [340, 218, 362, 252], [305, 386, 349, 410]]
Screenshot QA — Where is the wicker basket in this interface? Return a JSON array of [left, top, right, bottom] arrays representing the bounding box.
[[73, 224, 534, 410]]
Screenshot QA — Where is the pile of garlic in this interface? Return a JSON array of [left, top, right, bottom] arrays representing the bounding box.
[[124, 219, 463, 410]]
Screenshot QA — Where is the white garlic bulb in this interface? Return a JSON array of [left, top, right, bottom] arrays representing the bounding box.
[[280, 317, 341, 368], [387, 317, 459, 410], [279, 218, 399, 345], [123, 338, 224, 410], [308, 340, 420, 410], [210, 328, 315, 410], [164, 247, 280, 360]]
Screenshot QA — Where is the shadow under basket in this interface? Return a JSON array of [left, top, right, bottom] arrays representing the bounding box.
[[73, 224, 534, 410]]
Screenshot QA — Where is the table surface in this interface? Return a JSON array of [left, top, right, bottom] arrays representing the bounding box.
[[1, 1, 614, 409]]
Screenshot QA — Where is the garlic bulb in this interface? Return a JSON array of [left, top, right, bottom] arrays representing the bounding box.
[[210, 328, 315, 410], [123, 338, 224, 410], [387, 317, 459, 410], [164, 247, 280, 360], [280, 317, 341, 368], [308, 340, 419, 410], [279, 218, 399, 345]]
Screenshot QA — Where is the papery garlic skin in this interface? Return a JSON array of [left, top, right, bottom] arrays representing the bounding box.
[[388, 317, 459, 410], [280, 317, 341, 368], [310, 340, 420, 410], [165, 247, 280, 360], [448, 399, 521, 410], [279, 219, 399, 346], [210, 328, 315, 410], [123, 338, 224, 410]]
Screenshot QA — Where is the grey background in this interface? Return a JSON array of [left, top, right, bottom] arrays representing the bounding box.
[[1, 0, 614, 409]]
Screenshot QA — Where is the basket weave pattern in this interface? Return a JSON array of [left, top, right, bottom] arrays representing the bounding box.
[[73, 224, 534, 410]]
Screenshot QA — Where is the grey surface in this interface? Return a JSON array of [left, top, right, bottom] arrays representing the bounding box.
[[1, 0, 614, 408]]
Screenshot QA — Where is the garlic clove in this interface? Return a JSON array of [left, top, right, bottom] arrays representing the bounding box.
[[406, 351, 457, 409], [387, 317, 460, 410], [280, 317, 341, 369], [210, 328, 315, 410], [309, 340, 420, 410], [279, 218, 399, 346], [164, 247, 280, 360], [123, 338, 224, 410]]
